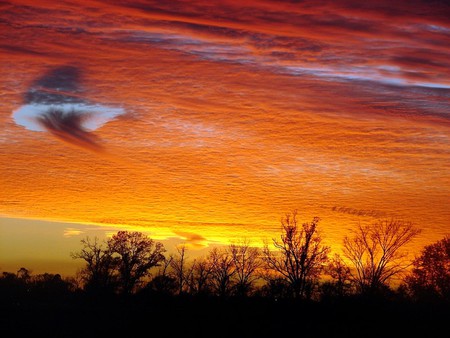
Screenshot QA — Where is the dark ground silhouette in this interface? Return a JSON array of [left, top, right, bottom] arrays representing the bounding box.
[[1, 290, 448, 338], [2, 230, 448, 337]]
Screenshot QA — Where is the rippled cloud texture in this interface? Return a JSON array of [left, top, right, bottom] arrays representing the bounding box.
[[0, 0, 449, 252]]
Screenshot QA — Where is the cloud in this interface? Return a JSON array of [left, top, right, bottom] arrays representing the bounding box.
[[173, 231, 208, 249], [1, 0, 449, 253], [63, 227, 84, 237], [24, 65, 83, 104], [12, 65, 125, 152], [35, 107, 104, 153], [94, 0, 450, 90], [331, 205, 388, 218]]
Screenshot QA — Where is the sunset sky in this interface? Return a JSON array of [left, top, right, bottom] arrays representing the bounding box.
[[1, 0, 449, 276]]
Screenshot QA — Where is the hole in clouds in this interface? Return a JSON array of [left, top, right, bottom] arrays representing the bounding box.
[[13, 103, 125, 152], [13, 103, 125, 132], [12, 65, 126, 152]]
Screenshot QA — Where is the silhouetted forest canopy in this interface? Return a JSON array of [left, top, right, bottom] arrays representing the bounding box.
[[1, 213, 449, 337]]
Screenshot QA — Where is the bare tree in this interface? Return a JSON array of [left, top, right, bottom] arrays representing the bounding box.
[[107, 231, 166, 295], [404, 235, 450, 301], [170, 244, 190, 295], [207, 247, 236, 297], [343, 219, 421, 295], [186, 257, 211, 296], [262, 211, 330, 299], [229, 240, 262, 297], [158, 255, 174, 277], [321, 254, 354, 298], [71, 236, 116, 294], [142, 254, 177, 295]]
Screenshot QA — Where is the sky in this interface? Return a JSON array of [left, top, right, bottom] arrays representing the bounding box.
[[1, 0, 449, 276]]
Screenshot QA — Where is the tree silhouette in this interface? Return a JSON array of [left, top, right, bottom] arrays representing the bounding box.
[[31, 273, 73, 298], [185, 257, 211, 296], [107, 231, 166, 295], [16, 267, 31, 281], [207, 247, 236, 297], [262, 211, 330, 299], [258, 277, 290, 300], [404, 235, 450, 301], [143, 275, 178, 296], [321, 253, 354, 298], [169, 244, 190, 295], [71, 236, 116, 294], [343, 219, 421, 295], [229, 240, 261, 297]]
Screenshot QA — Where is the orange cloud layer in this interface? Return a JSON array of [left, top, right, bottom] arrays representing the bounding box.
[[0, 0, 449, 256]]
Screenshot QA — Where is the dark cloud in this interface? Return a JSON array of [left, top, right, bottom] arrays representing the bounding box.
[[331, 205, 387, 218], [14, 65, 125, 152], [21, 65, 105, 152], [0, 44, 46, 56], [24, 65, 84, 105], [391, 55, 449, 70], [36, 108, 104, 153]]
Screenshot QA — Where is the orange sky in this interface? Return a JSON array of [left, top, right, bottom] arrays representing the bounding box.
[[1, 0, 449, 276]]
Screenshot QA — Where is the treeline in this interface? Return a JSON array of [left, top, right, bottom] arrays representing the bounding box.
[[1, 212, 449, 337], [1, 212, 448, 302]]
